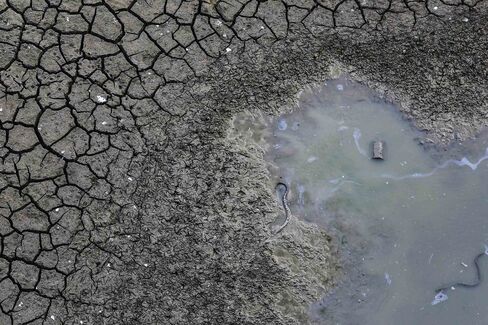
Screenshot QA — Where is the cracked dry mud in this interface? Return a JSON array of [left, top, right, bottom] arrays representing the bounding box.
[[0, 0, 487, 324]]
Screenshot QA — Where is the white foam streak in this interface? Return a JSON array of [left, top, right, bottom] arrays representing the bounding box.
[[297, 184, 305, 207], [353, 128, 367, 156], [383, 147, 488, 180]]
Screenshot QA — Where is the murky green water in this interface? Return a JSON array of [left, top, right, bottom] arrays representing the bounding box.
[[236, 79, 488, 324]]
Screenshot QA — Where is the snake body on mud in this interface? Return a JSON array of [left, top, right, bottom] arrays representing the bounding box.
[[275, 182, 291, 234]]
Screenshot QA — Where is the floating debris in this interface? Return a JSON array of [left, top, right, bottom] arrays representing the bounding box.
[[278, 119, 287, 131], [431, 291, 448, 305]]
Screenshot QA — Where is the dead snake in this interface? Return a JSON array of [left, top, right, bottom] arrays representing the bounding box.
[[434, 247, 488, 299], [275, 182, 291, 234]]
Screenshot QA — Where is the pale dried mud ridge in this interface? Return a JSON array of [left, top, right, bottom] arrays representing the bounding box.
[[0, 0, 487, 324]]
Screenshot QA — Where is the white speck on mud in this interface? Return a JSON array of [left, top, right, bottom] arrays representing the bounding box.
[[226, 47, 232, 53], [337, 84, 344, 91], [307, 156, 318, 163], [96, 95, 107, 103]]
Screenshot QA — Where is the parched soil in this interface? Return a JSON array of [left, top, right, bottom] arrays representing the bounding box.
[[1, 1, 488, 324]]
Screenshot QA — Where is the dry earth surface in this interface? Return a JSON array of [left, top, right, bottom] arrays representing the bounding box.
[[1, 0, 488, 324]]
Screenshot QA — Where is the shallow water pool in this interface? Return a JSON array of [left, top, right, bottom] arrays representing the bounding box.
[[239, 78, 488, 325]]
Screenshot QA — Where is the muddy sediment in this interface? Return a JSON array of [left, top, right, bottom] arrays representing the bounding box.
[[1, 1, 488, 324]]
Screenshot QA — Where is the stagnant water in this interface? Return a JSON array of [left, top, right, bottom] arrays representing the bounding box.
[[233, 78, 488, 324]]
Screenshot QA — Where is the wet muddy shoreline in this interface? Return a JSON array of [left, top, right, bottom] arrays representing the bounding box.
[[231, 77, 488, 324]]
